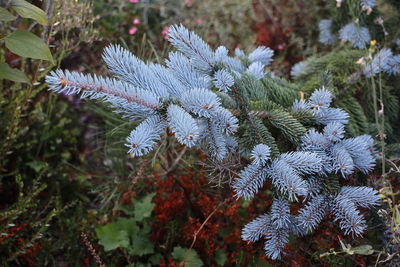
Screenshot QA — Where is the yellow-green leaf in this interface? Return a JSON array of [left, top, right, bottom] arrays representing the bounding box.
[[0, 62, 30, 83], [349, 245, 374, 255], [11, 0, 48, 25], [5, 30, 53, 62], [0, 7, 16, 21]]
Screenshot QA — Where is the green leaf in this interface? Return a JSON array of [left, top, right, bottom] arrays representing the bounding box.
[[349, 245, 374, 255], [0, 7, 16, 21], [141, 222, 152, 235], [114, 217, 139, 237], [118, 204, 135, 216], [128, 235, 154, 256], [134, 192, 156, 221], [214, 249, 227, 266], [395, 206, 400, 225], [4, 30, 53, 62], [172, 247, 204, 267], [95, 218, 138, 251], [26, 160, 47, 172], [0, 62, 30, 83], [96, 227, 129, 251], [11, 0, 48, 25], [149, 254, 163, 265]]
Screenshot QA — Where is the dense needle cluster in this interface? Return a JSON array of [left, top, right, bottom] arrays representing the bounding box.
[[238, 89, 379, 259], [46, 25, 276, 160], [318, 20, 337, 45], [339, 23, 371, 49], [318, 1, 376, 49], [311, 0, 400, 80], [363, 48, 400, 77], [46, 25, 380, 260]]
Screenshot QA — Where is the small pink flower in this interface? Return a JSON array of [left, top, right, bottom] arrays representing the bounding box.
[[162, 26, 169, 39], [133, 18, 140, 25], [194, 18, 204, 24], [129, 0, 139, 3], [183, 0, 192, 7], [129, 27, 138, 35], [277, 44, 285, 51]]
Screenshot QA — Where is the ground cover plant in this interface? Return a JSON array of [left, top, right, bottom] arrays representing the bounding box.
[[0, 0, 100, 265]]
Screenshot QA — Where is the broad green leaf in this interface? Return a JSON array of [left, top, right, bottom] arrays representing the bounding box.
[[116, 217, 139, 237], [11, 0, 48, 25], [96, 228, 129, 251], [134, 192, 156, 221], [0, 62, 30, 83], [5, 30, 53, 62], [0, 7, 16, 21], [128, 235, 154, 256], [172, 247, 204, 267], [95, 218, 138, 251], [214, 250, 227, 266]]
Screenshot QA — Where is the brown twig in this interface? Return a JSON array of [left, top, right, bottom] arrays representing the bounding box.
[[177, 196, 233, 266], [189, 196, 233, 250], [167, 147, 187, 173], [159, 147, 188, 176], [127, 159, 148, 192]]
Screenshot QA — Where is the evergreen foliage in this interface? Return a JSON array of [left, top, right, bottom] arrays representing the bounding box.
[[319, 20, 337, 45], [294, 0, 400, 148], [339, 23, 371, 49], [46, 25, 380, 260], [292, 48, 400, 143], [126, 115, 166, 156], [238, 89, 379, 259]]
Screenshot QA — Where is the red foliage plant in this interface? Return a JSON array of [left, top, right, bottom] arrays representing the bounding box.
[[150, 171, 274, 265], [148, 168, 378, 266], [0, 222, 42, 266]]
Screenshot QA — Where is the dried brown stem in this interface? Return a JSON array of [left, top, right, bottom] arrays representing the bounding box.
[[189, 196, 233, 250], [80, 232, 106, 267]]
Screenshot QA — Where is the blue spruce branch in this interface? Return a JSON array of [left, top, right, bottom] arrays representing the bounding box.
[[46, 24, 382, 260]]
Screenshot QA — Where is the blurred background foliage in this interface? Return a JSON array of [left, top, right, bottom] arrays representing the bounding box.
[[0, 0, 399, 266]]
